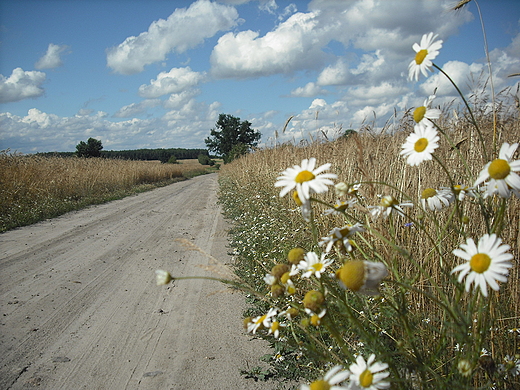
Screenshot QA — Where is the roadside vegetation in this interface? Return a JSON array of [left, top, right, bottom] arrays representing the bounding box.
[[215, 32, 520, 389], [218, 99, 519, 388], [0, 156, 216, 232]]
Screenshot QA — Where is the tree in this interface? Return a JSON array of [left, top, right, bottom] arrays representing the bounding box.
[[76, 138, 103, 157], [205, 114, 261, 163]]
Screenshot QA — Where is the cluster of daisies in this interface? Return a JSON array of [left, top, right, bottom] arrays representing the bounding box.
[[155, 32, 519, 389], [251, 32, 518, 388]]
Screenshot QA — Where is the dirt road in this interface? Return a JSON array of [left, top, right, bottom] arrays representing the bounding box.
[[0, 174, 275, 389]]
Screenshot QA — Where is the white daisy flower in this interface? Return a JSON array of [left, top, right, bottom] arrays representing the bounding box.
[[421, 187, 454, 211], [324, 198, 357, 215], [275, 158, 337, 202], [300, 365, 350, 390], [400, 122, 440, 166], [298, 251, 334, 279], [336, 260, 388, 295], [413, 95, 442, 125], [445, 184, 477, 201], [349, 354, 390, 390], [368, 195, 413, 220], [155, 269, 173, 286], [335, 182, 350, 197], [408, 32, 443, 81], [319, 224, 365, 254], [268, 320, 285, 339], [247, 307, 278, 334], [304, 308, 327, 327], [451, 234, 513, 297], [474, 142, 520, 199]]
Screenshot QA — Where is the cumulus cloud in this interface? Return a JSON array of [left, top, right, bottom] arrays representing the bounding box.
[[106, 0, 239, 75], [317, 58, 351, 86], [290, 82, 327, 97], [0, 68, 46, 103], [419, 60, 485, 96], [138, 67, 206, 98], [210, 0, 471, 81], [113, 99, 162, 118], [163, 89, 202, 110], [0, 96, 221, 153], [210, 11, 332, 78], [35, 43, 69, 69]]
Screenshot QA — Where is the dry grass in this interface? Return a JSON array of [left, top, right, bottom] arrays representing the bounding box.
[[0, 156, 212, 232], [219, 105, 520, 381]]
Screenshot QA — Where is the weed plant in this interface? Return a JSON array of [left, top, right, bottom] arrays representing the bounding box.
[[0, 155, 209, 232], [213, 32, 520, 389]]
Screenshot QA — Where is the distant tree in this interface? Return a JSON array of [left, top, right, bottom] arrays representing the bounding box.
[[197, 153, 215, 166], [76, 138, 103, 157], [158, 150, 172, 163], [166, 155, 178, 164], [342, 129, 357, 139], [205, 114, 260, 163], [227, 143, 249, 162]]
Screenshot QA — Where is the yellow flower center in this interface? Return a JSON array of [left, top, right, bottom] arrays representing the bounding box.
[[337, 261, 366, 291], [415, 49, 428, 65], [470, 253, 491, 273], [310, 313, 321, 326], [280, 272, 291, 284], [381, 195, 398, 208], [310, 379, 330, 390], [295, 170, 315, 183], [488, 158, 511, 180], [312, 263, 324, 272], [421, 188, 437, 199], [271, 321, 280, 332], [255, 314, 267, 325], [413, 106, 427, 123], [339, 226, 352, 237], [414, 137, 429, 152], [359, 369, 374, 387]]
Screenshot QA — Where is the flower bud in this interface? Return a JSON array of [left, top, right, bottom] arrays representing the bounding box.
[[287, 247, 306, 265], [303, 290, 325, 312], [271, 263, 290, 279]]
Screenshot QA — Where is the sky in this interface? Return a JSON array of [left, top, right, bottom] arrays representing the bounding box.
[[0, 0, 519, 154]]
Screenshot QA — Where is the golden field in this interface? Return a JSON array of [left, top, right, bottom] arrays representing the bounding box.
[[0, 156, 213, 232]]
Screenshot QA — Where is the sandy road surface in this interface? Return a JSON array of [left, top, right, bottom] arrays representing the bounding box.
[[0, 174, 276, 390]]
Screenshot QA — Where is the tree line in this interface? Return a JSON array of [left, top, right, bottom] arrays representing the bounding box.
[[38, 113, 261, 164], [39, 144, 209, 163]]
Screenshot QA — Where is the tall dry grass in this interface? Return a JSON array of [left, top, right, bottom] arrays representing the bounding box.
[[0, 155, 210, 232], [218, 102, 520, 386]]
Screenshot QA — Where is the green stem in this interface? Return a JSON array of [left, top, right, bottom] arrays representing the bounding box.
[[433, 63, 488, 162]]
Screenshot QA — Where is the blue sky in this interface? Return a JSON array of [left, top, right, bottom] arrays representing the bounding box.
[[1, 0, 519, 154]]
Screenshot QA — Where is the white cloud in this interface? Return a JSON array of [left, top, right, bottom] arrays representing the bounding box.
[[419, 60, 485, 96], [259, 0, 278, 14], [210, 11, 332, 78], [290, 82, 327, 97], [138, 67, 206, 98], [0, 97, 221, 153], [317, 58, 351, 86], [106, 0, 239, 75], [211, 0, 471, 81], [35, 43, 69, 69], [0, 68, 46, 103], [163, 89, 201, 110], [113, 99, 161, 118], [345, 82, 408, 107]]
